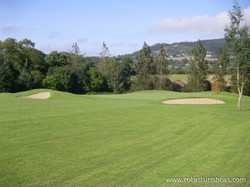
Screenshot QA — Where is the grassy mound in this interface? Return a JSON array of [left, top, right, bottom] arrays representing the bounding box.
[[1, 90, 249, 186]]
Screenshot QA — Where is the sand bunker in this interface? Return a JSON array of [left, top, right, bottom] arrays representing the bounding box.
[[163, 98, 225, 105], [25, 92, 51, 99]]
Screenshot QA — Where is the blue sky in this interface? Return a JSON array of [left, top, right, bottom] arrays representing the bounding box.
[[0, 0, 250, 56]]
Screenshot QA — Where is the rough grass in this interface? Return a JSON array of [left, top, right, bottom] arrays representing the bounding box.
[[0, 90, 249, 187]]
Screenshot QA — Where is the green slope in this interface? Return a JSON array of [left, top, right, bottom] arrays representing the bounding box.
[[0, 90, 249, 186]]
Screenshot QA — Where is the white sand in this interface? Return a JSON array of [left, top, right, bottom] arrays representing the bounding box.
[[25, 92, 51, 99], [163, 98, 225, 105]]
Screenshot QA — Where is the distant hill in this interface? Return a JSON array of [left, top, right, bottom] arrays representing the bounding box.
[[129, 38, 225, 58]]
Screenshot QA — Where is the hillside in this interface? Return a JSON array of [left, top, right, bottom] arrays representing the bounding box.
[[130, 38, 225, 58]]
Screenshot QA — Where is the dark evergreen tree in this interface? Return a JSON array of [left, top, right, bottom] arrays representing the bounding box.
[[187, 40, 209, 91], [135, 42, 154, 90], [153, 46, 169, 89]]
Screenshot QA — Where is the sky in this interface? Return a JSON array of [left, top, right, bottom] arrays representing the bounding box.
[[0, 0, 250, 56]]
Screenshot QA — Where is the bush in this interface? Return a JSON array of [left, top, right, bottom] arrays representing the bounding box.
[[42, 75, 56, 90], [171, 80, 186, 92]]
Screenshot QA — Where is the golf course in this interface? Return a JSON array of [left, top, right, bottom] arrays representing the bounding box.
[[1, 90, 249, 186]]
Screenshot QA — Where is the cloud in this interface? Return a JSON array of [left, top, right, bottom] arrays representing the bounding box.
[[152, 12, 228, 38], [151, 6, 250, 39]]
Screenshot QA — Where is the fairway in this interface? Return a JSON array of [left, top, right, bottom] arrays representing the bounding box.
[[1, 90, 250, 186]]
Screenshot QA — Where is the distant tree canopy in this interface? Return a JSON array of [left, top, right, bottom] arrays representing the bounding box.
[[0, 39, 133, 94], [0, 37, 248, 95], [0, 0, 249, 98]]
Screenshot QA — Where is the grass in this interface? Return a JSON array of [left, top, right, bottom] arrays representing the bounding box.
[[1, 90, 250, 186]]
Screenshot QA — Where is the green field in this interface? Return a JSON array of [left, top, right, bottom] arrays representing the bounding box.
[[169, 74, 189, 82], [1, 90, 249, 186], [170, 74, 232, 83]]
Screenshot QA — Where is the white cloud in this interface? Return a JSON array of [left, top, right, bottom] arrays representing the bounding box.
[[151, 6, 250, 39]]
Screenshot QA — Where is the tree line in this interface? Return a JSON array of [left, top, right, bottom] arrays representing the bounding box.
[[0, 39, 171, 94], [0, 40, 134, 94], [0, 2, 250, 109]]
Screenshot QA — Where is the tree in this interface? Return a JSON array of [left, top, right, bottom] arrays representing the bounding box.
[[121, 56, 134, 76], [85, 66, 104, 93], [187, 40, 209, 91], [211, 47, 229, 93], [0, 40, 20, 92], [135, 42, 154, 90], [0, 61, 18, 92], [97, 42, 124, 92], [43, 66, 79, 92], [98, 42, 111, 77], [0, 38, 23, 72], [18, 38, 35, 48], [68, 43, 86, 93], [225, 2, 250, 111], [42, 75, 56, 90], [153, 46, 169, 89], [107, 58, 131, 93], [99, 42, 110, 64], [45, 51, 70, 67], [69, 43, 84, 68], [0, 38, 46, 92], [18, 70, 33, 91]]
